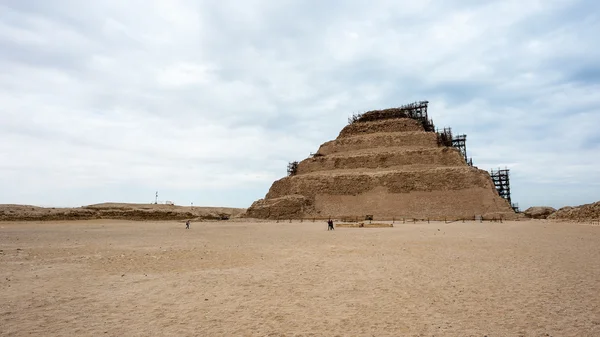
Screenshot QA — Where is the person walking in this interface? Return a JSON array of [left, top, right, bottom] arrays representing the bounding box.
[[327, 219, 334, 231], [185, 220, 190, 229]]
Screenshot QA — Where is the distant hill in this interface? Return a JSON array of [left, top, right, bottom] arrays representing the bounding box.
[[0, 203, 245, 221]]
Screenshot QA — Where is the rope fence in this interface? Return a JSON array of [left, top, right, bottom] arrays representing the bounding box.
[[273, 215, 507, 224]]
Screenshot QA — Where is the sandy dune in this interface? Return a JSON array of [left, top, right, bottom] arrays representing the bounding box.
[[1, 220, 599, 336]]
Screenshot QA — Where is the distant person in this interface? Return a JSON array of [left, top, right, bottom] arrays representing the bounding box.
[[185, 220, 190, 229], [327, 219, 334, 231]]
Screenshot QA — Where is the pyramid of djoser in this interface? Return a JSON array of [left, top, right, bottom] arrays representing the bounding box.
[[246, 102, 516, 220]]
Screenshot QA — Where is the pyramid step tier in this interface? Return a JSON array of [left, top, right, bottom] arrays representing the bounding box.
[[247, 189, 515, 220], [298, 147, 466, 175], [337, 119, 425, 138], [317, 131, 439, 155], [268, 167, 496, 199], [248, 166, 514, 219]]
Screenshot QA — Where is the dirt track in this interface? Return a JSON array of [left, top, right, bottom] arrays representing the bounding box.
[[1, 220, 599, 336]]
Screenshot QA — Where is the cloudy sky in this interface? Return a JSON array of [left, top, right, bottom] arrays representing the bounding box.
[[1, 0, 599, 209]]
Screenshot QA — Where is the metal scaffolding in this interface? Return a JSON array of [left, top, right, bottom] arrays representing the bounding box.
[[452, 135, 467, 162], [287, 161, 299, 176], [451, 134, 472, 166], [490, 168, 511, 204], [511, 203, 520, 213], [436, 127, 453, 147]]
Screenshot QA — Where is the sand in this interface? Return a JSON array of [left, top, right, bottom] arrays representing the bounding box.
[[1, 219, 599, 336]]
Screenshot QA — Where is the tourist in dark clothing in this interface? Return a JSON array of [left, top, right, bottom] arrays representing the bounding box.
[[186, 220, 190, 229], [327, 219, 334, 231]]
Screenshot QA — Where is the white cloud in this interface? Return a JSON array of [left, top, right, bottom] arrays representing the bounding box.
[[156, 62, 217, 87]]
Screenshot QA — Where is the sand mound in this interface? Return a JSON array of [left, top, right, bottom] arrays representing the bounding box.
[[547, 201, 600, 221], [523, 207, 557, 219]]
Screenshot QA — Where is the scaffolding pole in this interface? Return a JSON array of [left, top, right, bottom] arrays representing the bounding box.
[[452, 135, 468, 163], [490, 168, 511, 204], [287, 161, 299, 176], [436, 127, 453, 147]]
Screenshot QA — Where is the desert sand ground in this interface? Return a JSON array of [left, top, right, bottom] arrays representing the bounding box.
[[1, 219, 599, 336]]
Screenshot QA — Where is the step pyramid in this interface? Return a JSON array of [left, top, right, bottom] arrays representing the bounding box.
[[247, 102, 515, 220]]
